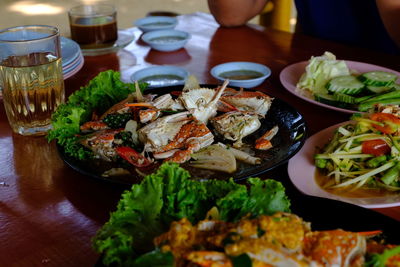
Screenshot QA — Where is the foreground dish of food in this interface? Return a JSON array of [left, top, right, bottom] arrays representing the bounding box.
[[92, 163, 400, 266], [92, 162, 291, 266], [296, 52, 399, 112], [48, 70, 278, 178], [315, 112, 400, 197]]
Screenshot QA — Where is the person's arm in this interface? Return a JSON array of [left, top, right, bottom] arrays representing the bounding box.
[[376, 0, 400, 48], [207, 0, 268, 27]]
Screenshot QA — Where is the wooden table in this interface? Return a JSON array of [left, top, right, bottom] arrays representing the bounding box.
[[1, 12, 399, 267]]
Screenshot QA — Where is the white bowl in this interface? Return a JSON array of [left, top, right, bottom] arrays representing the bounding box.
[[210, 62, 271, 88], [131, 65, 189, 87], [134, 16, 177, 32], [141, 29, 191, 52]]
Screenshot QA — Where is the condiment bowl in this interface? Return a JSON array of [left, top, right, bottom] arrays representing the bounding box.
[[141, 29, 191, 52], [210, 61, 271, 88], [134, 16, 178, 32], [131, 65, 189, 88]]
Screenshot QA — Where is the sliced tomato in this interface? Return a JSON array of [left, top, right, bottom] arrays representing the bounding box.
[[170, 91, 182, 96], [362, 139, 391, 156], [116, 146, 152, 167], [370, 113, 400, 134]]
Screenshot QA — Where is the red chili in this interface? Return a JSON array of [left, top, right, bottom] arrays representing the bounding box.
[[370, 113, 400, 134], [362, 139, 391, 156], [116, 146, 152, 167]]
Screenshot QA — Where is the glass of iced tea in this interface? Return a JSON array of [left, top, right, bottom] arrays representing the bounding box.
[[69, 4, 118, 49], [0, 25, 65, 136]]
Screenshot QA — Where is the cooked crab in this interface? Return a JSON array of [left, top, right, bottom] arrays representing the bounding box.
[[80, 129, 123, 161], [178, 80, 229, 123], [220, 88, 273, 116], [138, 111, 214, 163], [133, 93, 183, 123], [210, 111, 261, 148], [303, 230, 367, 267]]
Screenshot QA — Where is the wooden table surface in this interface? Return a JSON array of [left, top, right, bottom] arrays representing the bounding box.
[[1, 12, 400, 267]]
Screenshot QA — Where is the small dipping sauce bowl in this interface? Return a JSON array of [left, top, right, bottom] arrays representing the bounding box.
[[211, 62, 271, 88], [141, 29, 191, 52], [134, 16, 178, 32], [131, 65, 189, 88]]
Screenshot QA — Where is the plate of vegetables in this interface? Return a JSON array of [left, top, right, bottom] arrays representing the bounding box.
[[280, 52, 400, 114], [288, 112, 400, 208], [50, 70, 307, 185], [93, 163, 400, 266]]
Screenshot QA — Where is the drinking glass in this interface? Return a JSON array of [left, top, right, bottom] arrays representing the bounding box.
[[68, 4, 118, 49], [0, 25, 65, 136]]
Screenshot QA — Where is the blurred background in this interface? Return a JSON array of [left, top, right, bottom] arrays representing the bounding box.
[[0, 0, 297, 37]]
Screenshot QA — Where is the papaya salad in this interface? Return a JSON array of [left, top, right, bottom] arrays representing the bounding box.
[[315, 111, 400, 194], [93, 163, 400, 267], [48, 70, 280, 181], [296, 52, 400, 112]]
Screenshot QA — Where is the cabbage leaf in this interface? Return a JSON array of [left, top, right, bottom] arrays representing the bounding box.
[[296, 51, 350, 95]]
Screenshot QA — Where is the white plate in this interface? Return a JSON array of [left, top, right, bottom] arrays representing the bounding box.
[[288, 122, 400, 208], [63, 54, 84, 79], [61, 37, 81, 67], [280, 60, 400, 114]]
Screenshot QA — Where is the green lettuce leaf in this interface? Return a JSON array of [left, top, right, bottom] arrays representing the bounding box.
[[48, 70, 147, 160], [132, 249, 174, 267], [365, 245, 400, 267]]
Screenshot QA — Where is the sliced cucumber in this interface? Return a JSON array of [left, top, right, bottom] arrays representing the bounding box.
[[326, 75, 365, 95], [333, 92, 356, 104], [365, 85, 393, 94], [358, 71, 397, 87], [314, 93, 353, 108]]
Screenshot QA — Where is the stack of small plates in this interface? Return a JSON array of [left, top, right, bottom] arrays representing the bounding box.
[[61, 37, 84, 79]]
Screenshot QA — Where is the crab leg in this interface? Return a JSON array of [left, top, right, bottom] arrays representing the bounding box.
[[125, 103, 155, 108], [255, 126, 279, 150], [135, 81, 144, 102], [208, 79, 229, 109]]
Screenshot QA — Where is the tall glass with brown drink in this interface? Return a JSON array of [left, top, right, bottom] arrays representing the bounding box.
[[69, 4, 118, 49], [0, 25, 65, 136]]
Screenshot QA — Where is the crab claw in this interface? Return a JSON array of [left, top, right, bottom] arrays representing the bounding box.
[[179, 80, 229, 123], [255, 125, 279, 150], [221, 89, 273, 117], [138, 112, 214, 163]]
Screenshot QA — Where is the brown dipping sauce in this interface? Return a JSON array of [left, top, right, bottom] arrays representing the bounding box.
[[314, 169, 397, 198], [70, 17, 118, 49]]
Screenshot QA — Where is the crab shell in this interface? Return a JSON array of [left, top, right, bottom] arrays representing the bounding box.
[[80, 129, 123, 161], [303, 230, 366, 266], [138, 111, 214, 162], [178, 81, 228, 123], [210, 111, 261, 147], [221, 89, 273, 117]]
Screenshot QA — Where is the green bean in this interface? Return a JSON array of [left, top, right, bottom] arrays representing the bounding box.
[[381, 162, 400, 185], [361, 89, 400, 102], [358, 98, 400, 112], [366, 155, 387, 168], [315, 158, 328, 169]]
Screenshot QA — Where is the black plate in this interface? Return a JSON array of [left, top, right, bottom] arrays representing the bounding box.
[[291, 195, 400, 243], [57, 84, 307, 185], [94, 194, 400, 266]]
